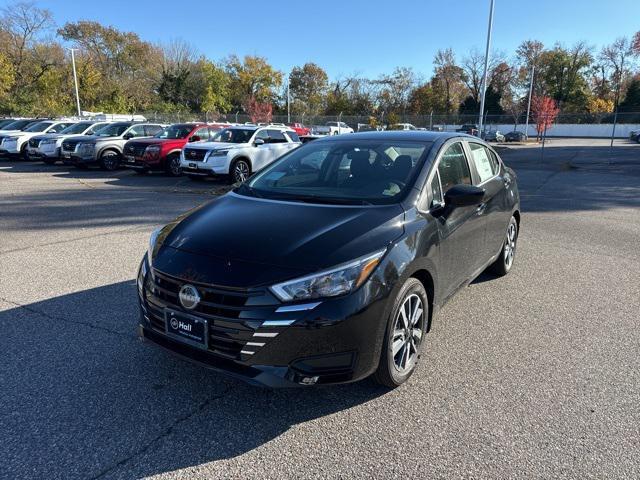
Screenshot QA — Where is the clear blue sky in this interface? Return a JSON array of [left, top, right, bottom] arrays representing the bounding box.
[[6, 0, 639, 79]]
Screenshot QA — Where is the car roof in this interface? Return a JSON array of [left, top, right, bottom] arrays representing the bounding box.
[[316, 131, 472, 142]]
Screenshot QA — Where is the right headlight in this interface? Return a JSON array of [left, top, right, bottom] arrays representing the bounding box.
[[270, 249, 386, 302], [147, 227, 162, 266]]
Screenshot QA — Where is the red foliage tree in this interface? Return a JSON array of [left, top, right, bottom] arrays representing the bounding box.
[[244, 96, 273, 123], [531, 96, 560, 139]]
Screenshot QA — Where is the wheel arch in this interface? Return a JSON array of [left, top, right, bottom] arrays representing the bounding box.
[[409, 269, 435, 333], [230, 155, 252, 172], [98, 145, 121, 158]]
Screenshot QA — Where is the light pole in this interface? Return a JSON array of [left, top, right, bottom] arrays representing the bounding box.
[[478, 0, 495, 137], [69, 48, 81, 117], [286, 75, 291, 124], [524, 64, 535, 139]]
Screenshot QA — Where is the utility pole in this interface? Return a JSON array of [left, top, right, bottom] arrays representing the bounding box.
[[286, 77, 291, 124], [478, 0, 495, 137], [524, 64, 535, 139], [69, 48, 81, 117]]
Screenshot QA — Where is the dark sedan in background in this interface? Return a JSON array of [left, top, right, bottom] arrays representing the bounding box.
[[137, 131, 520, 388], [504, 131, 528, 142]]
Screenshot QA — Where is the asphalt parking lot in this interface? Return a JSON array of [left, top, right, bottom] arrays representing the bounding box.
[[1, 138, 639, 479]]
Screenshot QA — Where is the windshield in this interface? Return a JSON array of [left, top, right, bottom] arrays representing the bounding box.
[[211, 128, 256, 144], [93, 123, 130, 137], [0, 120, 15, 129], [59, 122, 92, 135], [155, 124, 193, 139], [24, 121, 53, 132], [3, 120, 33, 130], [243, 139, 431, 205]]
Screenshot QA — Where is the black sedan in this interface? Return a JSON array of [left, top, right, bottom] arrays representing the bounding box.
[[137, 131, 520, 388], [504, 131, 527, 142]]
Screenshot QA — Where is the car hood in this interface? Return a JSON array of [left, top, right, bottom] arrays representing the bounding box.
[[153, 192, 405, 287], [75, 135, 120, 144], [188, 141, 248, 150], [127, 137, 185, 146]]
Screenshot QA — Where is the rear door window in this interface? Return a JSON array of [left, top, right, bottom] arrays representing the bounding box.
[[267, 130, 287, 143]]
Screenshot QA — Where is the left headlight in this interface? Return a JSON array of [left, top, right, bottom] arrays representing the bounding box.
[[209, 149, 230, 157], [270, 249, 386, 302], [147, 227, 162, 265]]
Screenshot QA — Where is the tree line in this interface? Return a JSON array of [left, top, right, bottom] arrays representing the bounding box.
[[1, 2, 640, 124]]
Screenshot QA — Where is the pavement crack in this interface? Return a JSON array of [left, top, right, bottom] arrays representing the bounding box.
[[89, 386, 232, 480], [0, 296, 129, 338]]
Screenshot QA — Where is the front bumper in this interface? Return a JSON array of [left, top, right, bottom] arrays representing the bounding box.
[[137, 260, 390, 387], [180, 158, 229, 176], [28, 146, 59, 159]]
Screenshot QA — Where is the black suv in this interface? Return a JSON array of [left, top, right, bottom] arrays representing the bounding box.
[[137, 131, 520, 388]]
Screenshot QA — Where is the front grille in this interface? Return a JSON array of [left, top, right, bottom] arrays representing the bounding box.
[[62, 139, 81, 152], [183, 148, 207, 161], [29, 138, 42, 148], [144, 269, 278, 360], [125, 143, 147, 157]]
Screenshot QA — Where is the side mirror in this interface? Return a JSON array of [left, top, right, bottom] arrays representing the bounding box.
[[254, 138, 265, 146], [123, 133, 133, 140], [444, 184, 485, 207], [189, 135, 201, 142]]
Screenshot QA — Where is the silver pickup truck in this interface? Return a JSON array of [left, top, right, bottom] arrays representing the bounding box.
[[62, 122, 164, 170]]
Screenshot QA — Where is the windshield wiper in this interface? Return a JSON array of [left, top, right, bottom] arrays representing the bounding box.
[[264, 193, 373, 206]]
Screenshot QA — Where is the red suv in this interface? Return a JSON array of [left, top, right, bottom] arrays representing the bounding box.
[[287, 122, 311, 136], [122, 123, 222, 176]]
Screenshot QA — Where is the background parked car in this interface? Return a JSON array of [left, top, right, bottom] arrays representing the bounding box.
[[483, 130, 506, 142], [0, 120, 76, 160], [456, 124, 479, 136], [312, 121, 354, 135], [122, 123, 220, 176], [504, 131, 527, 142], [29, 121, 112, 164], [629, 129, 640, 142], [62, 122, 165, 170], [388, 123, 418, 131], [180, 125, 301, 183], [287, 122, 311, 136]]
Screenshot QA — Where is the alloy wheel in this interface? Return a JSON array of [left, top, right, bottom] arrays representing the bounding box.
[[101, 152, 119, 171], [391, 293, 424, 373], [504, 221, 517, 269], [169, 156, 181, 176], [233, 160, 249, 183]]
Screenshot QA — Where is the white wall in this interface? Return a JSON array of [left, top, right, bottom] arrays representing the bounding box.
[[444, 123, 640, 138]]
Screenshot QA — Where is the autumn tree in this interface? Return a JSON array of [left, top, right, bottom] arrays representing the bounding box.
[[225, 55, 282, 111], [375, 67, 418, 117], [531, 96, 559, 138], [599, 37, 638, 114], [58, 20, 163, 112], [432, 49, 465, 113], [244, 96, 273, 123], [289, 62, 328, 116]]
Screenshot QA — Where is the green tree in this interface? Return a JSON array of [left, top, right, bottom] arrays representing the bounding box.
[[200, 60, 231, 114], [289, 62, 328, 116]]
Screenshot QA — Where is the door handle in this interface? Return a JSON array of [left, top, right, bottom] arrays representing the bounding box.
[[476, 203, 487, 214]]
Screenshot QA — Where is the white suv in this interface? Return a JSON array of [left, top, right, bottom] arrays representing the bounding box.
[[180, 125, 301, 182], [0, 120, 77, 160], [28, 121, 112, 164]]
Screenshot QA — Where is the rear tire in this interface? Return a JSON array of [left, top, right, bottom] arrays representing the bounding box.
[[489, 215, 518, 276], [21, 145, 29, 161], [373, 278, 428, 388]]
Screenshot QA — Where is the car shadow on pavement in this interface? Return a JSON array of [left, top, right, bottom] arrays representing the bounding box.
[[0, 281, 388, 479]]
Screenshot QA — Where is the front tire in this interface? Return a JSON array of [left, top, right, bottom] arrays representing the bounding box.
[[99, 150, 120, 171], [166, 153, 182, 177], [489, 215, 518, 276], [373, 278, 428, 388], [230, 158, 251, 183]]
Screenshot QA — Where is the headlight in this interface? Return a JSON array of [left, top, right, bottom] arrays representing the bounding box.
[[145, 145, 161, 155], [210, 149, 230, 157], [270, 249, 386, 302], [147, 227, 162, 265]]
